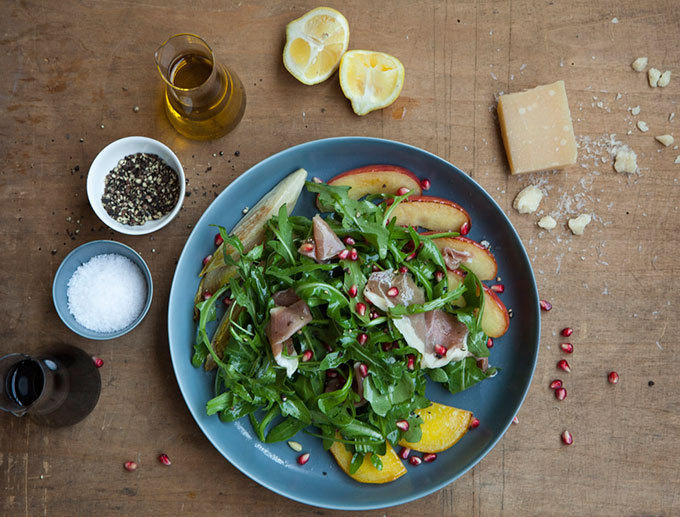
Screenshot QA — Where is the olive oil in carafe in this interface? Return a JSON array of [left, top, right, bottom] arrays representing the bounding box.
[[170, 53, 213, 89]]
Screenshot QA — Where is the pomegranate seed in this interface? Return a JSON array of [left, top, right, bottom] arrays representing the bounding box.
[[560, 342, 574, 354], [608, 371, 619, 384], [460, 221, 470, 235], [396, 187, 410, 196], [421, 178, 431, 190], [297, 452, 310, 465], [434, 270, 444, 282], [382, 342, 393, 352], [92, 356, 104, 368], [396, 420, 410, 431], [357, 333, 368, 345], [540, 299, 553, 311], [370, 311, 380, 320], [214, 233, 223, 247], [301, 350, 313, 362], [486, 337, 494, 348], [398, 265, 408, 274], [349, 248, 358, 261], [399, 447, 411, 460], [301, 243, 314, 252], [561, 430, 573, 445], [557, 359, 571, 373], [343, 236, 355, 246], [326, 370, 338, 379], [406, 354, 415, 370], [124, 461, 137, 472], [325, 343, 334, 352], [423, 453, 437, 463], [405, 251, 417, 261], [202, 291, 212, 300], [387, 286, 399, 297], [434, 344, 447, 357], [348, 284, 358, 297], [158, 454, 171, 466], [223, 296, 232, 307], [512, 416, 519, 425], [490, 284, 505, 293], [549, 379, 563, 390], [408, 456, 423, 466], [555, 387, 567, 401], [202, 254, 212, 266], [312, 176, 323, 184], [337, 249, 349, 260], [469, 417, 480, 429], [561, 327, 573, 337], [356, 302, 367, 316], [358, 363, 369, 377]]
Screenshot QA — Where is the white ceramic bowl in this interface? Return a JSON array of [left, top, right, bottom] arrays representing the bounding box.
[[86, 136, 185, 235]]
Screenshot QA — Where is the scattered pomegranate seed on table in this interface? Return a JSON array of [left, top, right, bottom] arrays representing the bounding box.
[[343, 236, 355, 246], [158, 453, 171, 466], [92, 356, 104, 368], [355, 302, 366, 316], [396, 420, 410, 432], [608, 371, 619, 384], [423, 453, 437, 463], [301, 350, 313, 362], [357, 333, 368, 345], [561, 430, 573, 445], [469, 417, 480, 429], [486, 337, 494, 348], [555, 387, 567, 401], [297, 453, 310, 465], [202, 254, 212, 266], [348, 284, 358, 297], [512, 416, 519, 424], [561, 327, 573, 337], [396, 187, 410, 196], [459, 221, 470, 235], [490, 284, 505, 293], [549, 379, 563, 390], [557, 359, 571, 373], [214, 233, 223, 246], [387, 286, 399, 297], [399, 447, 411, 460], [124, 461, 137, 472], [560, 342, 574, 354], [539, 299, 552, 311], [408, 456, 423, 466]]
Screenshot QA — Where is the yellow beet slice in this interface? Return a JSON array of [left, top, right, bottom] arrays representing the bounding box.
[[399, 402, 472, 453], [330, 437, 406, 484]]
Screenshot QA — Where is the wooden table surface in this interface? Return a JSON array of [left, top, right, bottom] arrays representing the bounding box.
[[2, 1, 679, 515]]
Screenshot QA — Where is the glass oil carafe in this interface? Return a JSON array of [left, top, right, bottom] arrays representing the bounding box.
[[155, 33, 246, 140]]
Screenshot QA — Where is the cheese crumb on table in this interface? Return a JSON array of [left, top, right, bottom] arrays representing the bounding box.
[[657, 70, 671, 88], [648, 68, 662, 87], [538, 215, 557, 230], [513, 185, 544, 214], [631, 105, 641, 116], [655, 134, 674, 147], [497, 80, 577, 174], [568, 214, 592, 235], [637, 120, 649, 132], [631, 57, 648, 72], [675, 155, 680, 164], [614, 147, 638, 174]]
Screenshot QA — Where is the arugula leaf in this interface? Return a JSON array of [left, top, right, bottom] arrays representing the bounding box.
[[442, 357, 498, 395]]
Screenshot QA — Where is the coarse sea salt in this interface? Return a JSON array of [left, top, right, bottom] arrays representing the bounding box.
[[67, 253, 147, 332]]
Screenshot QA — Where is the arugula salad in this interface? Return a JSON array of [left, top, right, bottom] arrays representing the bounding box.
[[191, 173, 500, 479]]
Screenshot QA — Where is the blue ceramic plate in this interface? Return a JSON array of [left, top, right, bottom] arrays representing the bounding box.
[[168, 137, 539, 510]]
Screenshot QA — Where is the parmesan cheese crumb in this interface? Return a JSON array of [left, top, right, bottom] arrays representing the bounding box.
[[614, 147, 638, 174], [648, 68, 662, 87], [568, 214, 592, 235], [637, 120, 649, 133], [675, 155, 680, 164], [631, 105, 640, 116], [631, 57, 648, 72], [513, 185, 544, 214], [538, 215, 557, 230], [655, 134, 674, 147], [657, 70, 671, 88]]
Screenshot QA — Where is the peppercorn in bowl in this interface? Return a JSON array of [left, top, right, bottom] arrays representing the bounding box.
[[87, 136, 185, 235]]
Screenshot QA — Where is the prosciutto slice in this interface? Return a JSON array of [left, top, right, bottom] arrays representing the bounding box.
[[266, 297, 312, 377], [363, 269, 469, 369], [312, 215, 346, 261], [442, 247, 472, 271]]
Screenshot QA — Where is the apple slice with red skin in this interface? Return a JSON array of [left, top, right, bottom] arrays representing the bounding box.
[[426, 235, 498, 281], [387, 196, 471, 233], [325, 164, 422, 201], [446, 269, 509, 338]]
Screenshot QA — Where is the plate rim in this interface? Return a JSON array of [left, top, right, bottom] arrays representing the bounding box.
[[167, 136, 540, 510]]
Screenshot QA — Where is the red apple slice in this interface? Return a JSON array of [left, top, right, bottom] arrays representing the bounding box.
[[446, 269, 509, 338], [328, 165, 422, 200], [428, 235, 498, 281], [387, 196, 471, 233]]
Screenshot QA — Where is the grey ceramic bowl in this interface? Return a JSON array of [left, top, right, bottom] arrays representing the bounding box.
[[52, 240, 153, 340]]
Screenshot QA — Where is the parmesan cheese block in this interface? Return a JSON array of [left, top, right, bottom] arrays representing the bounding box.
[[497, 80, 577, 174]]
